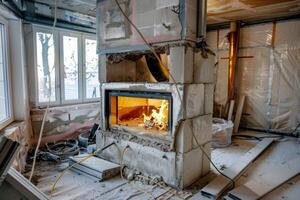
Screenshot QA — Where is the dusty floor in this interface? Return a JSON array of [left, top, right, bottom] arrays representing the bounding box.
[[27, 130, 300, 200]]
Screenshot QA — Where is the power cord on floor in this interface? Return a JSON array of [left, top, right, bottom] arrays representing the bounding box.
[[232, 134, 284, 141], [191, 133, 235, 190], [290, 123, 300, 137], [114, 0, 236, 192], [50, 142, 116, 198]]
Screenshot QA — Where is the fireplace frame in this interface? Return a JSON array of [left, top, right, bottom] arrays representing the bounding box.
[[105, 90, 173, 137]]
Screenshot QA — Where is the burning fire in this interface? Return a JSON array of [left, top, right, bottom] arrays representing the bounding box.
[[142, 100, 168, 131]]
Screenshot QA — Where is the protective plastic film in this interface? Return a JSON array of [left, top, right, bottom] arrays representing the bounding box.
[[207, 19, 300, 133]]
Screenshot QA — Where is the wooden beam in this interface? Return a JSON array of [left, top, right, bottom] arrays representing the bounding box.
[[233, 95, 245, 133], [227, 100, 235, 121], [199, 138, 274, 199], [226, 156, 300, 200]]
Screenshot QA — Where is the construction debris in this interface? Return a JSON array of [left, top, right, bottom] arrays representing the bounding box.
[[0, 135, 20, 184], [69, 154, 120, 180]]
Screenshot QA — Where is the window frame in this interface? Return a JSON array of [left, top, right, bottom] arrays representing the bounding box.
[[33, 26, 60, 107], [59, 31, 83, 104], [0, 16, 13, 130], [82, 34, 99, 102], [32, 24, 99, 107]]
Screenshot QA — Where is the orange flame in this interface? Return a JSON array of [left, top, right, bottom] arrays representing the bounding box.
[[143, 100, 168, 131]]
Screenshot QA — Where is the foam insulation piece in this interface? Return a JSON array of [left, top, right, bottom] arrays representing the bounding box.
[[207, 20, 300, 133]]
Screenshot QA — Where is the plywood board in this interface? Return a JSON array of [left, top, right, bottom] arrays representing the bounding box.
[[227, 156, 300, 200], [199, 138, 273, 199]]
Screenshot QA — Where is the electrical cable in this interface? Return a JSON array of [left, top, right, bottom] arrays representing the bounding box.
[[289, 123, 300, 136], [29, 0, 58, 182], [191, 133, 235, 190], [119, 146, 185, 200], [232, 134, 284, 141], [114, 0, 236, 191], [50, 142, 116, 197], [120, 146, 156, 200], [114, 0, 183, 105]]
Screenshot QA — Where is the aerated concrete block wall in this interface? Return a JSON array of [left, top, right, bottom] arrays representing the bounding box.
[[97, 45, 215, 188]]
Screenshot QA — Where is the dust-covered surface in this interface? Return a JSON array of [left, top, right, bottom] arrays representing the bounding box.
[[24, 130, 300, 200]]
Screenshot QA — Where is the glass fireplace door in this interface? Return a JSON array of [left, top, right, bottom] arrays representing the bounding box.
[[107, 91, 172, 136]]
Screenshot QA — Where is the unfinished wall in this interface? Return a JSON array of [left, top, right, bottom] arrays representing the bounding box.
[[30, 103, 100, 146], [207, 19, 300, 133]]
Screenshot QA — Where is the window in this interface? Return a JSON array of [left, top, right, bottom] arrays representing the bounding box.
[[36, 31, 56, 103], [84, 38, 99, 99], [33, 26, 99, 106], [0, 20, 12, 129], [62, 35, 80, 101]]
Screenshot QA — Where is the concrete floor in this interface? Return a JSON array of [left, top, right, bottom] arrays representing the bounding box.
[[26, 130, 300, 200]]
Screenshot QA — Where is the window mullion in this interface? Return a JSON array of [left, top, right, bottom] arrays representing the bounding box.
[[78, 34, 84, 102]]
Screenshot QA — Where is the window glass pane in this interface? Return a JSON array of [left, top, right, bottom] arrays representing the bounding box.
[[63, 36, 79, 100], [85, 39, 99, 99], [36, 32, 56, 103], [0, 24, 9, 123]]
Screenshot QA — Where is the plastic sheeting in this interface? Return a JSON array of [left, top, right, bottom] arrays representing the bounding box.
[[207, 19, 300, 133]]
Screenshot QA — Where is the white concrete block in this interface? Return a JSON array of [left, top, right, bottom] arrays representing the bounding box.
[[168, 46, 194, 83], [182, 147, 203, 187], [184, 84, 204, 118], [201, 143, 211, 176], [204, 83, 214, 114], [97, 133, 178, 186], [192, 114, 212, 149], [99, 55, 107, 83], [176, 119, 193, 153], [193, 52, 215, 83]]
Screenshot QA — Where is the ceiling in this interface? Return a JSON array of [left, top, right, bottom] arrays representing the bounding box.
[[207, 0, 300, 24], [31, 0, 300, 25], [33, 0, 97, 16]]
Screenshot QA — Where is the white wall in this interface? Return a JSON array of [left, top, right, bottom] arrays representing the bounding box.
[[8, 19, 30, 121]]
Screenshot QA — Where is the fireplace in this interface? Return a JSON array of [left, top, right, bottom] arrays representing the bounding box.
[[95, 0, 212, 189], [97, 78, 214, 188], [106, 90, 172, 138]]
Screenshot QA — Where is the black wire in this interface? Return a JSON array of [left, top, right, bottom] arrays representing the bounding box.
[[290, 123, 300, 136], [232, 135, 262, 141], [232, 134, 284, 141], [192, 134, 236, 191]]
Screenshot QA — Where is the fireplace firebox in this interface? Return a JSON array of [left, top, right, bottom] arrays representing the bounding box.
[[106, 91, 172, 138]]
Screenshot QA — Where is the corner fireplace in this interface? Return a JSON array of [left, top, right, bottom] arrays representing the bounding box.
[[106, 90, 172, 138]]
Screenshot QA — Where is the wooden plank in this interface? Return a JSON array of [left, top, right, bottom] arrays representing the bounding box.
[[6, 168, 49, 200], [199, 138, 273, 199], [233, 96, 245, 133], [227, 100, 235, 121], [227, 156, 300, 200]]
